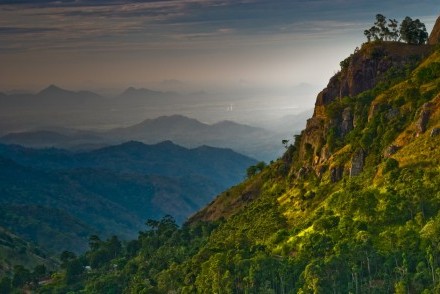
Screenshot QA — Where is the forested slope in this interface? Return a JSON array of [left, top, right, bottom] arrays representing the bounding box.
[[30, 38, 440, 293]]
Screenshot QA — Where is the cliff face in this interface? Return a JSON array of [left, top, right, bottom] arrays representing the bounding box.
[[298, 42, 433, 176], [428, 16, 440, 45]]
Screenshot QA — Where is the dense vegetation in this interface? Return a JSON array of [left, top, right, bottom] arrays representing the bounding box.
[[0, 141, 255, 256], [4, 22, 440, 294]]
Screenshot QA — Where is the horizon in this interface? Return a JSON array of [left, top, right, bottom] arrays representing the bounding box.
[[1, 1, 439, 98], [1, 1, 439, 139]]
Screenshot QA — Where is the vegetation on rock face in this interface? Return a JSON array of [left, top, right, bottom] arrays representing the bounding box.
[[6, 15, 440, 294]]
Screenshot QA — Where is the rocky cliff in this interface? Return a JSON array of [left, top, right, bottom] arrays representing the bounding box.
[[296, 42, 433, 179], [429, 16, 440, 45]]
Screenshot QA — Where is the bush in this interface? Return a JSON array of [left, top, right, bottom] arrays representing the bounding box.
[[383, 158, 399, 174]]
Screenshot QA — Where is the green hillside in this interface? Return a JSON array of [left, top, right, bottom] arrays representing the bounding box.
[[0, 141, 255, 259], [0, 225, 57, 283], [27, 39, 440, 293]]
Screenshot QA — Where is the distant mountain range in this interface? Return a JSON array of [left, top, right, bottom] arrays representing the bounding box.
[[0, 85, 180, 135], [0, 85, 312, 161], [0, 114, 288, 161], [0, 141, 256, 254]]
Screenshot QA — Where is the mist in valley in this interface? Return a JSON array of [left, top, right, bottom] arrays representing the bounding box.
[[0, 82, 317, 161]]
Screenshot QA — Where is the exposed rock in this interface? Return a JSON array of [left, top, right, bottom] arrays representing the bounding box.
[[297, 166, 309, 179], [350, 149, 365, 177], [416, 102, 433, 134], [330, 166, 343, 183], [340, 107, 353, 137], [384, 145, 399, 157], [428, 16, 440, 45], [319, 146, 330, 164], [300, 118, 326, 160], [298, 43, 432, 169], [431, 128, 440, 137], [315, 43, 432, 111], [317, 165, 327, 177]]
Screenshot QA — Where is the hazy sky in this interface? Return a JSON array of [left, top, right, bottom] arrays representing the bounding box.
[[0, 0, 439, 92]]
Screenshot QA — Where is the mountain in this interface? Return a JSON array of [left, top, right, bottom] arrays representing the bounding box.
[[0, 85, 107, 133], [106, 115, 281, 160], [118, 87, 163, 98], [1, 131, 72, 149], [113, 87, 180, 107], [0, 141, 256, 256], [37, 84, 76, 97], [36, 29, 440, 293], [0, 130, 104, 150], [0, 115, 286, 161]]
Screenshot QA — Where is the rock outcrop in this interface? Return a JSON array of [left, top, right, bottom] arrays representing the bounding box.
[[340, 107, 353, 137], [330, 166, 343, 183], [416, 102, 433, 134], [350, 149, 365, 177], [296, 42, 432, 179], [428, 16, 440, 45]]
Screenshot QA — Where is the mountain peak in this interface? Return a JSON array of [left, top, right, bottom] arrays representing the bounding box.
[[119, 87, 160, 97], [136, 115, 205, 128], [38, 84, 73, 96]]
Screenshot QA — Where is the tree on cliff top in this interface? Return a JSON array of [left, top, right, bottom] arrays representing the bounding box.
[[400, 16, 428, 44], [364, 14, 427, 44]]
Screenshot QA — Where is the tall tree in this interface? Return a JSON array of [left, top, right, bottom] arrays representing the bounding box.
[[388, 18, 400, 41], [375, 14, 390, 40], [400, 17, 428, 44]]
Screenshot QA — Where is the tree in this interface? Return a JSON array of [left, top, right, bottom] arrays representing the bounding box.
[[88, 235, 102, 251], [255, 161, 266, 172], [60, 250, 76, 268], [364, 29, 372, 42], [246, 165, 258, 178], [364, 14, 392, 42], [375, 14, 390, 40], [246, 162, 266, 178], [363, 15, 428, 44], [65, 259, 84, 284], [107, 235, 122, 258], [388, 18, 400, 41], [400, 17, 428, 44]]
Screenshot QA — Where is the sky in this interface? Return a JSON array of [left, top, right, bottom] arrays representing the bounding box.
[[0, 0, 439, 94]]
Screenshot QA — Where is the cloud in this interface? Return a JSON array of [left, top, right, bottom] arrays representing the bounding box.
[[0, 27, 58, 34], [0, 0, 438, 53]]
